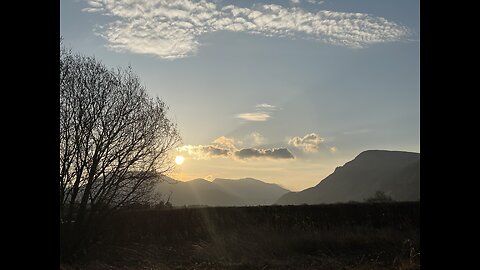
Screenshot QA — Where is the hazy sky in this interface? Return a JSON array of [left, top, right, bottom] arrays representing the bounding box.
[[61, 0, 419, 191]]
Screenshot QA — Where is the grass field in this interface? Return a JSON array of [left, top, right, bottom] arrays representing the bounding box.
[[61, 202, 420, 270]]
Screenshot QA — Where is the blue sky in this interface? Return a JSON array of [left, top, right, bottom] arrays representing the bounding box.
[[61, 0, 419, 191]]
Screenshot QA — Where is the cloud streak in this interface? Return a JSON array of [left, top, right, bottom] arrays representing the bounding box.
[[84, 0, 411, 59]]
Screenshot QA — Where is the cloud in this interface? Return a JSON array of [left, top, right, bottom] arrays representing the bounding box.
[[82, 0, 104, 12], [329, 146, 337, 153], [290, 0, 301, 4], [236, 112, 271, 121], [177, 135, 238, 159], [177, 144, 230, 159], [245, 132, 266, 146], [178, 135, 294, 160], [84, 0, 411, 59], [236, 103, 278, 121], [212, 136, 237, 149], [235, 148, 294, 159], [255, 103, 277, 110], [288, 133, 324, 152]]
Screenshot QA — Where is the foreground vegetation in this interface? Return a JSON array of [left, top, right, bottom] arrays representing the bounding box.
[[61, 202, 420, 270]]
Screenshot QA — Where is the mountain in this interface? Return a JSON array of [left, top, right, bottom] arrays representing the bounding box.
[[213, 178, 290, 206], [276, 150, 420, 205], [154, 177, 290, 207]]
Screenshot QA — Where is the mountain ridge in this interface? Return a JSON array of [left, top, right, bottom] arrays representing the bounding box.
[[155, 150, 420, 206], [154, 176, 290, 206], [276, 150, 420, 205]]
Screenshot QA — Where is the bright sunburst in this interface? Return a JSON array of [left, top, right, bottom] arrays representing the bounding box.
[[175, 155, 185, 165]]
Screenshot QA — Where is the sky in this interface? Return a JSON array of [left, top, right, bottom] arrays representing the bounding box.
[[60, 0, 420, 191]]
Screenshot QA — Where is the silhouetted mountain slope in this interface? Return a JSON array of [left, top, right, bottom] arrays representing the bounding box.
[[155, 177, 290, 206], [276, 150, 420, 205], [213, 178, 290, 205]]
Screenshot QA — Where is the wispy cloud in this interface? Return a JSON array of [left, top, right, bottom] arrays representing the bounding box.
[[236, 112, 271, 122], [82, 0, 104, 12], [177, 135, 294, 160], [245, 132, 266, 146], [290, 0, 301, 4], [236, 103, 278, 121], [288, 133, 324, 153], [84, 0, 411, 59], [235, 132, 266, 147], [255, 103, 277, 110]]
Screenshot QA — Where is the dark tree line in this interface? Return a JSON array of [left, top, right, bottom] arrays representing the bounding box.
[[60, 41, 181, 259]]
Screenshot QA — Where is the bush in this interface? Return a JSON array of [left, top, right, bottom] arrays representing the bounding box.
[[365, 191, 394, 203]]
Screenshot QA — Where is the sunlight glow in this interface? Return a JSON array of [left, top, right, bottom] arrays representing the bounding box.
[[175, 155, 185, 165]]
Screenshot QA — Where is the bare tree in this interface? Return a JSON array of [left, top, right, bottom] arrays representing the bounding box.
[[365, 191, 394, 203], [60, 42, 180, 257]]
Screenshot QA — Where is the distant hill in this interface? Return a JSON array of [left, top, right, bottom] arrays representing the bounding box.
[[154, 177, 290, 207], [276, 150, 420, 205], [213, 178, 290, 206]]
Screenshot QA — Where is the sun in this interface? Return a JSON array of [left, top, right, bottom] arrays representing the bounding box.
[[175, 155, 185, 165]]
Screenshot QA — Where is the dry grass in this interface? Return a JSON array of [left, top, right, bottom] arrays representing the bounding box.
[[61, 202, 420, 270]]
